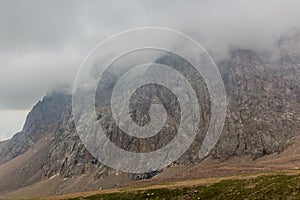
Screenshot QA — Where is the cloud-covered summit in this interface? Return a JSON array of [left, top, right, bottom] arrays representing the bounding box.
[[0, 0, 299, 139], [1, 0, 299, 109]]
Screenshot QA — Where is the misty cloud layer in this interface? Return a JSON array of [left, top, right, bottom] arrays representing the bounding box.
[[0, 0, 300, 138]]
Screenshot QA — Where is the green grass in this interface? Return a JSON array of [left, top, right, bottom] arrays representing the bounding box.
[[68, 173, 300, 200]]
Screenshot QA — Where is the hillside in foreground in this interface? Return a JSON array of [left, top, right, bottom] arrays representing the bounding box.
[[37, 169, 300, 200]]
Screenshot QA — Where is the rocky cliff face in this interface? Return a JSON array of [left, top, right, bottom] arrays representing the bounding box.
[[0, 47, 300, 190], [0, 92, 70, 165], [214, 49, 300, 159], [38, 48, 300, 180]]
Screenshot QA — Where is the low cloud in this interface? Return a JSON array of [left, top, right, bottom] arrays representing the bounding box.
[[0, 0, 299, 138]]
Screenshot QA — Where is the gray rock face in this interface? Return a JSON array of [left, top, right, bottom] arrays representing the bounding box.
[[1, 48, 300, 184], [214, 49, 300, 159], [0, 92, 70, 165], [40, 48, 300, 180]]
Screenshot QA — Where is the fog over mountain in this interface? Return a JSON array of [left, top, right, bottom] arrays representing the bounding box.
[[0, 0, 300, 140]]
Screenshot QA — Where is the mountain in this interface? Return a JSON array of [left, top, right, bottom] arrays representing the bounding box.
[[0, 40, 300, 198]]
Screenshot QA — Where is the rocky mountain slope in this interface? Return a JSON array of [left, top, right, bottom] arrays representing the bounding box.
[[0, 40, 300, 196], [0, 93, 70, 165]]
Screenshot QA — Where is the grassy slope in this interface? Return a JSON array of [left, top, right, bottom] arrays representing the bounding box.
[[64, 172, 300, 200]]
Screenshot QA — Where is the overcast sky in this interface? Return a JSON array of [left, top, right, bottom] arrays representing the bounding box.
[[0, 0, 300, 140]]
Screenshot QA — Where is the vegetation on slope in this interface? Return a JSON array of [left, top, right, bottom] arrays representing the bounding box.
[[68, 172, 300, 200]]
